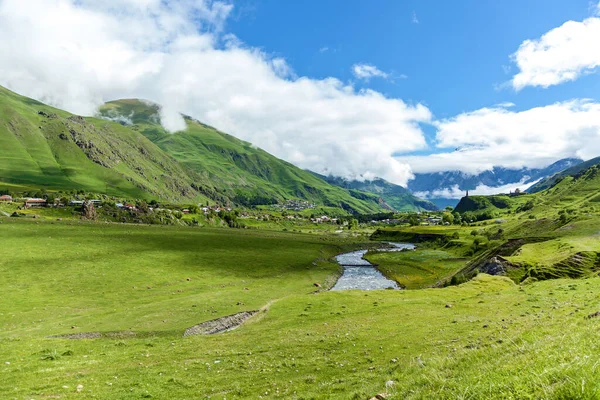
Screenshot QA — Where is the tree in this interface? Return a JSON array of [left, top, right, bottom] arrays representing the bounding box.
[[442, 213, 454, 224], [137, 201, 149, 214], [445, 206, 454, 212], [188, 204, 200, 214], [348, 218, 359, 230], [452, 212, 462, 224], [409, 215, 419, 226]]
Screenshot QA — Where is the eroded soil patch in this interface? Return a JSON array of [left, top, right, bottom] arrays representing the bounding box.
[[183, 311, 258, 337], [49, 331, 137, 339]]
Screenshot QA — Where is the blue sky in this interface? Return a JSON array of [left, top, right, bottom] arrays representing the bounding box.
[[227, 0, 598, 141], [2, 0, 600, 185]]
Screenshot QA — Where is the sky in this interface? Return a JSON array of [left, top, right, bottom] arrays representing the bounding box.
[[1, 0, 600, 186]]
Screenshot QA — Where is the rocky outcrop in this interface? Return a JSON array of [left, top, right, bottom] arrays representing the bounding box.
[[82, 201, 97, 220], [183, 311, 258, 336], [480, 256, 516, 276]]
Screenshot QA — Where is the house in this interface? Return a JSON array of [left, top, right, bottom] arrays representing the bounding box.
[[509, 188, 524, 197], [24, 198, 47, 208], [69, 200, 84, 206], [425, 217, 443, 225], [182, 209, 190, 214], [0, 195, 12, 202]]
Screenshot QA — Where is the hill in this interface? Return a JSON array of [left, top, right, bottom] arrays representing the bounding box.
[[309, 172, 438, 211], [0, 86, 206, 202], [527, 156, 600, 193], [98, 99, 386, 213], [0, 85, 387, 213], [408, 158, 582, 208]]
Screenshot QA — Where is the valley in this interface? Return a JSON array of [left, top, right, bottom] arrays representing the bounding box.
[[1, 154, 600, 398]]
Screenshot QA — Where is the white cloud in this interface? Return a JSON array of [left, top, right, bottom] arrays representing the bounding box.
[[319, 46, 329, 53], [401, 100, 600, 174], [412, 11, 419, 24], [0, 0, 431, 186], [511, 7, 600, 89], [415, 178, 542, 200], [352, 63, 390, 81]]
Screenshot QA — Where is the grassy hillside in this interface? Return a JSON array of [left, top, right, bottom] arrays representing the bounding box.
[[528, 156, 600, 193], [453, 193, 533, 219], [310, 172, 438, 212], [0, 86, 208, 202], [0, 85, 386, 213], [3, 218, 600, 398], [367, 159, 600, 290], [100, 99, 386, 213]]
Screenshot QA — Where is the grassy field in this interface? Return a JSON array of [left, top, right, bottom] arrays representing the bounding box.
[[3, 217, 600, 399], [366, 249, 468, 289]]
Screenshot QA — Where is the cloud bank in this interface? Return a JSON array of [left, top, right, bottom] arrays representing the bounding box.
[[511, 3, 600, 90], [401, 101, 600, 174], [0, 0, 431, 186], [414, 177, 541, 200]]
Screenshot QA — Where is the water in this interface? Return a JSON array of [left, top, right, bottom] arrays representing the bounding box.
[[381, 242, 416, 252], [331, 243, 415, 291]]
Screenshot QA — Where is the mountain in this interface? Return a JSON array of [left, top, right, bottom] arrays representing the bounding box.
[[0, 85, 387, 213], [0, 86, 206, 202], [407, 158, 583, 209], [98, 99, 387, 214], [528, 156, 600, 193], [454, 157, 600, 219], [310, 173, 438, 212]]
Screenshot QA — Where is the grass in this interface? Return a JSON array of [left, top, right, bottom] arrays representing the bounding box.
[[2, 217, 600, 398], [0, 86, 207, 203], [0, 219, 359, 338], [366, 248, 468, 289]]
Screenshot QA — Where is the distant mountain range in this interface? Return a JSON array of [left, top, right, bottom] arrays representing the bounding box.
[[406, 158, 583, 209], [528, 156, 600, 193], [309, 173, 438, 212]]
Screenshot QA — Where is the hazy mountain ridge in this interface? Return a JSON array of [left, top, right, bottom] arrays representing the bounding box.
[[407, 158, 583, 208], [528, 156, 600, 193], [310, 173, 438, 212]]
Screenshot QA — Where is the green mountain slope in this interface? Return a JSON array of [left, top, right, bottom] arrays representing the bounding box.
[[0, 86, 205, 201], [0, 86, 387, 213], [455, 157, 600, 218], [309, 172, 438, 212], [449, 158, 600, 281], [99, 99, 386, 213], [528, 156, 600, 193]]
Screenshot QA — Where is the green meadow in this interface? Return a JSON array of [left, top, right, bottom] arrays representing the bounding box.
[[2, 217, 600, 399]]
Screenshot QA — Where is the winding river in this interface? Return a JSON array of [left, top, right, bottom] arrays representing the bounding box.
[[331, 243, 415, 291]]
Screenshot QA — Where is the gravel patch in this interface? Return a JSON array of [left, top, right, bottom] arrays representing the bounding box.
[[183, 311, 258, 337]]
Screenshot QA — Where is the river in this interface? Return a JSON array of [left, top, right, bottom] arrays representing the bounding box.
[[330, 243, 415, 291]]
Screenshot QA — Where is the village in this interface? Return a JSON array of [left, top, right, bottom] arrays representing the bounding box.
[[0, 189, 459, 232]]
